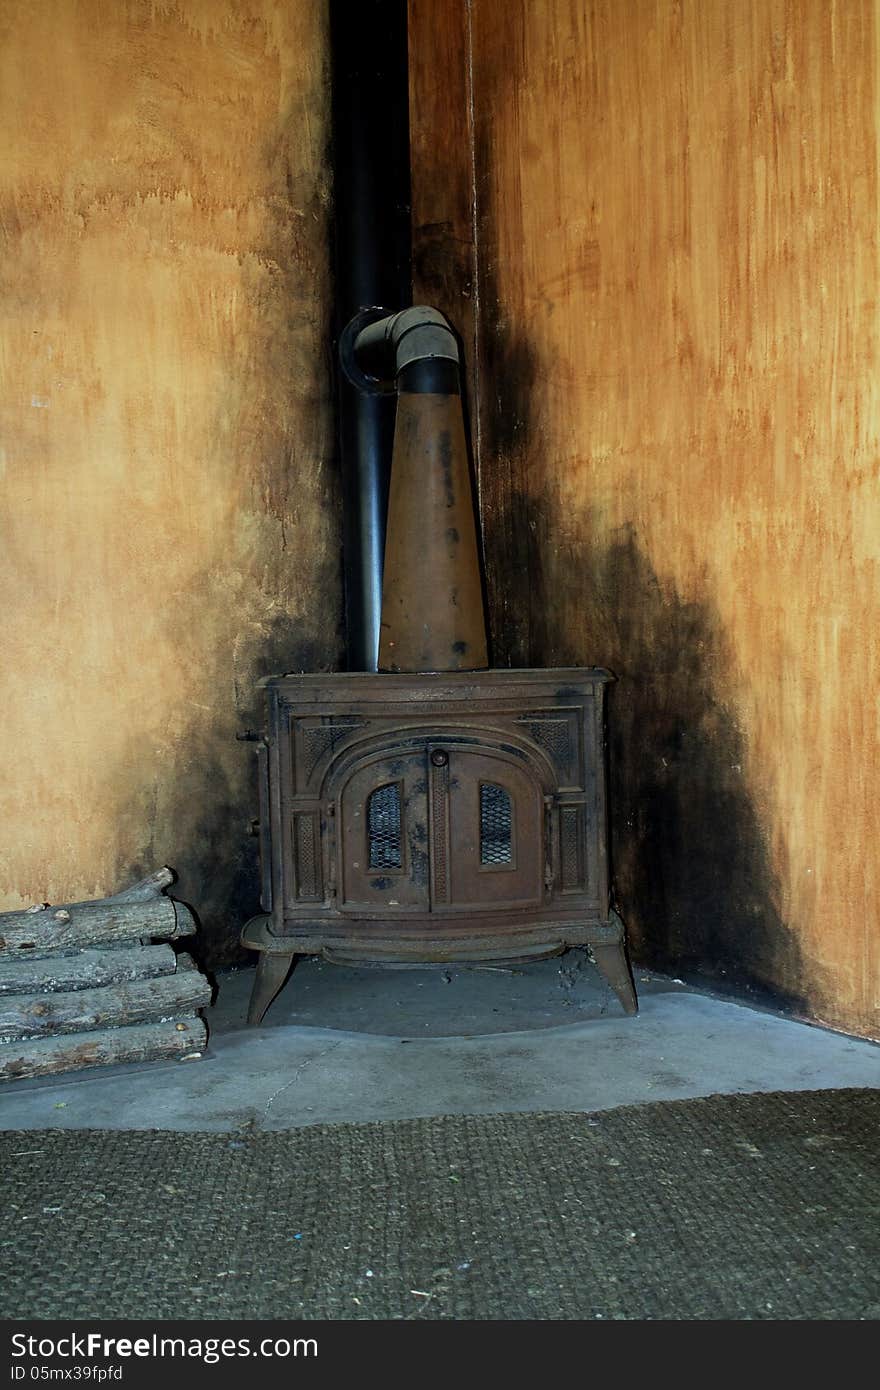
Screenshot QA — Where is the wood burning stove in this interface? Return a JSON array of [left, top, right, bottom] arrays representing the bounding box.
[[242, 306, 637, 1024]]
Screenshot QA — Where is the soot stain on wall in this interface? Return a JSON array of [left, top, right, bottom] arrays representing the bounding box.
[[118, 596, 344, 972], [478, 219, 806, 1002], [111, 602, 343, 966], [511, 486, 807, 1011], [473, 127, 538, 670]]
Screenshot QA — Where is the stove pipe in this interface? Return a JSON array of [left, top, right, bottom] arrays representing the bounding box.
[[342, 306, 489, 674], [330, 0, 411, 672]]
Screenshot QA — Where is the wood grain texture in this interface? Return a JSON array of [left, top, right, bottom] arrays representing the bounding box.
[[0, 2, 341, 963], [0, 959, 211, 1042], [0, 944, 178, 996], [416, 0, 880, 1035], [407, 0, 478, 415], [0, 896, 193, 951], [0, 1016, 207, 1081]]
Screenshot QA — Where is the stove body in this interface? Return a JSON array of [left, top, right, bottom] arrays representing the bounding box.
[[245, 668, 635, 1021]]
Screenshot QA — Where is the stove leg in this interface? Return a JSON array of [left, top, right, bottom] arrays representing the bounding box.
[[590, 941, 638, 1016], [247, 951, 295, 1026]]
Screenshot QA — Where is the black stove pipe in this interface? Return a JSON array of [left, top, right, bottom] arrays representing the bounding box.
[[329, 0, 412, 671]]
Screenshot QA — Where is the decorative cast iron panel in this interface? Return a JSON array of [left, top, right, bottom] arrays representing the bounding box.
[[560, 805, 585, 890], [294, 813, 320, 900], [301, 719, 366, 782], [515, 713, 580, 784]]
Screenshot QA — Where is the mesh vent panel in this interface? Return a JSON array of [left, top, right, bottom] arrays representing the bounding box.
[[368, 783, 402, 869], [295, 815, 318, 899], [560, 805, 583, 889], [480, 783, 512, 865]]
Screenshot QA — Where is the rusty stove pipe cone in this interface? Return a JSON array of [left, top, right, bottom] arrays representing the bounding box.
[[344, 306, 489, 673], [380, 389, 488, 672]]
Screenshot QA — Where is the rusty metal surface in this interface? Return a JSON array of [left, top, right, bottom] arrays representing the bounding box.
[[320, 940, 566, 965], [378, 393, 488, 671], [243, 668, 637, 1021]]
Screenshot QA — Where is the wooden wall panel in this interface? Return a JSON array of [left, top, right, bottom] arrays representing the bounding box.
[[412, 0, 880, 1036], [407, 0, 479, 419], [0, 1, 340, 963]]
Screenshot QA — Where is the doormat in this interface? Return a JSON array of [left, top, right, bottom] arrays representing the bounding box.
[[1, 1087, 878, 1320]]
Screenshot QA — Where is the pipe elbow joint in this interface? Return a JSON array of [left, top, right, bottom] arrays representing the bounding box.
[[389, 305, 459, 375], [343, 304, 460, 394]]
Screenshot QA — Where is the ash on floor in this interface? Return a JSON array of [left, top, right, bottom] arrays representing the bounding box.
[[208, 948, 681, 1039]]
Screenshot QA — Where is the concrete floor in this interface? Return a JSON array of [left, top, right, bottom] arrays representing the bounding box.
[[1, 949, 877, 1130]]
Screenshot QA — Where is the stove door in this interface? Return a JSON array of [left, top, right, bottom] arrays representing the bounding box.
[[339, 749, 430, 911], [429, 744, 544, 912]]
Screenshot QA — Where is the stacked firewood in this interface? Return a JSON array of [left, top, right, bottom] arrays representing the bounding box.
[[0, 868, 210, 1082]]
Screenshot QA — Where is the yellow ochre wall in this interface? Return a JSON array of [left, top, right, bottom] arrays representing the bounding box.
[[0, 1, 341, 961], [411, 0, 879, 1035]]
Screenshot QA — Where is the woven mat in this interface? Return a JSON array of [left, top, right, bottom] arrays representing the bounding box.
[[2, 1088, 878, 1321]]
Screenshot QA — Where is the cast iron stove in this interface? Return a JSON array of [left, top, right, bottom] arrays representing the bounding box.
[[243, 308, 637, 1024]]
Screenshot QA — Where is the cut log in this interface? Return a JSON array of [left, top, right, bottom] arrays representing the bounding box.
[[102, 868, 174, 904], [0, 959, 211, 1041], [0, 898, 195, 953], [0, 1015, 208, 1082], [0, 944, 178, 996]]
